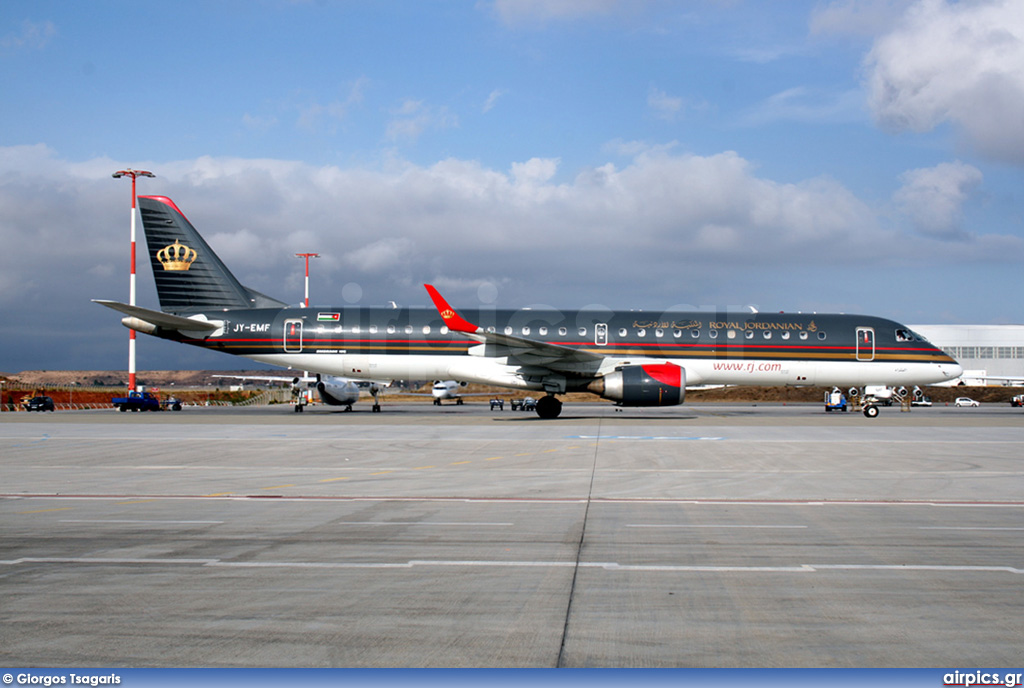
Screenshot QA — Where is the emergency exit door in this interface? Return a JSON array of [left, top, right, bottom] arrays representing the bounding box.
[[856, 327, 875, 361], [284, 318, 304, 353]]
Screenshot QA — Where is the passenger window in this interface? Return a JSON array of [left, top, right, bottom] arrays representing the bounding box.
[[539, 327, 548, 336], [522, 326, 530, 336], [691, 330, 700, 338], [745, 330, 754, 340], [709, 330, 718, 339], [619, 328, 628, 337], [422, 326, 431, 335], [637, 329, 646, 338], [440, 326, 449, 335], [799, 331, 808, 340], [818, 331, 827, 340], [404, 325, 413, 334], [558, 327, 567, 336], [781, 331, 790, 340], [369, 325, 378, 334], [578, 327, 587, 336], [763, 331, 771, 339], [655, 329, 664, 338], [504, 326, 513, 335], [727, 330, 736, 339], [387, 325, 396, 334]]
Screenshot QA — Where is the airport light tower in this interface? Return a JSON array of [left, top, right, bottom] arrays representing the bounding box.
[[295, 253, 320, 307], [112, 168, 155, 392]]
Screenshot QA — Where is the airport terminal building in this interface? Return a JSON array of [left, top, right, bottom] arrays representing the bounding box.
[[912, 324, 1024, 385]]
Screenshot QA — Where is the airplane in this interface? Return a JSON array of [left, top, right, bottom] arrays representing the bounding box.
[[94, 195, 963, 419], [399, 379, 497, 405], [209, 373, 377, 411]]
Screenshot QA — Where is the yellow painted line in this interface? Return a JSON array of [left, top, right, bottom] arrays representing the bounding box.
[[414, 465, 435, 470], [319, 477, 351, 483], [19, 507, 74, 514], [450, 460, 473, 466], [370, 471, 393, 476], [542, 448, 559, 453], [260, 484, 294, 490], [485, 456, 503, 461], [204, 492, 234, 496], [116, 499, 156, 505], [514, 452, 533, 456]]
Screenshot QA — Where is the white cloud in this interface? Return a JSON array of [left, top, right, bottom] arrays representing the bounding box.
[[483, 89, 506, 113], [386, 100, 459, 142], [490, 0, 622, 25], [1, 19, 56, 51], [865, 0, 1024, 163], [1, 145, 1021, 370], [811, 0, 914, 37], [739, 86, 865, 126], [894, 160, 983, 240], [648, 86, 683, 122]]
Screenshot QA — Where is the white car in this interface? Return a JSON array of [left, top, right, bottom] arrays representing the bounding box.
[[955, 397, 980, 407]]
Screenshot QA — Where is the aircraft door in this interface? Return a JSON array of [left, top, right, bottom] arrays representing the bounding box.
[[284, 318, 303, 353], [856, 327, 875, 361], [595, 323, 608, 346]]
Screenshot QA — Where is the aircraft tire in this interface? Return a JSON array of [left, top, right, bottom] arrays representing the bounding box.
[[863, 405, 879, 418], [535, 395, 562, 419]]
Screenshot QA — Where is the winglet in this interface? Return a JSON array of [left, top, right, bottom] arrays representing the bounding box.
[[424, 284, 479, 334]]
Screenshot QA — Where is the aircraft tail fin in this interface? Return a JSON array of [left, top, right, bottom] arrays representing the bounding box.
[[137, 196, 286, 314]]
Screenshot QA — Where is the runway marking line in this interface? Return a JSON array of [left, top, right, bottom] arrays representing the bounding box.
[[449, 461, 473, 466], [2, 556, 1021, 576], [485, 457, 503, 461], [414, 465, 435, 470], [318, 477, 350, 483], [370, 471, 393, 475], [18, 507, 74, 514], [260, 484, 294, 490]]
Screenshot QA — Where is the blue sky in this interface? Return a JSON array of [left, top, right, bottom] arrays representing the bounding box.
[[1, 0, 1023, 373]]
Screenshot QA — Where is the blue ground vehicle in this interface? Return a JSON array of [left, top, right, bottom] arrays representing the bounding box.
[[824, 388, 847, 412]]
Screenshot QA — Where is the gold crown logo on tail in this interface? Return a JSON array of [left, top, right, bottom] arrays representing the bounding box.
[[157, 240, 197, 271]]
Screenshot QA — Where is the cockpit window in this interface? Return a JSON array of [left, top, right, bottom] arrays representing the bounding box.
[[896, 328, 932, 343]]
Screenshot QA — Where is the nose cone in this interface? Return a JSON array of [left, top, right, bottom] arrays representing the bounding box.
[[943, 362, 963, 380]]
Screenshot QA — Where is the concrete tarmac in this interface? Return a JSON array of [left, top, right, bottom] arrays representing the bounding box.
[[2, 402, 1022, 667]]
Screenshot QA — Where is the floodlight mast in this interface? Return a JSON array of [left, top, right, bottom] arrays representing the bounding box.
[[295, 253, 320, 307], [112, 168, 155, 392]]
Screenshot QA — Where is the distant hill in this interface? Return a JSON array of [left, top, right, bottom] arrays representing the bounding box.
[[5, 370, 277, 387]]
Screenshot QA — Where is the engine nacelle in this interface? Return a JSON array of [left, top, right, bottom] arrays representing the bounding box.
[[587, 363, 685, 407]]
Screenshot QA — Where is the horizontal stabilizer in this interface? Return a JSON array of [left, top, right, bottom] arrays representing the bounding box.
[[92, 300, 221, 333]]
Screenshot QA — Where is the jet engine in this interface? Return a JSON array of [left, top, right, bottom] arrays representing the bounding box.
[[587, 363, 685, 407], [315, 378, 360, 407]]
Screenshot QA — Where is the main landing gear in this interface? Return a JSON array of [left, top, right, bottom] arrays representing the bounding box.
[[535, 395, 562, 419]]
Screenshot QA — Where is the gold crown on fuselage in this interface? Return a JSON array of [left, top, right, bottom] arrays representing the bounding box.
[[157, 240, 197, 271]]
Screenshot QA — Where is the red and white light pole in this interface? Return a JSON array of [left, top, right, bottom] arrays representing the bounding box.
[[295, 253, 320, 307], [112, 168, 155, 392]]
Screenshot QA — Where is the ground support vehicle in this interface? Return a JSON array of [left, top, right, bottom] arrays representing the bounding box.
[[111, 390, 173, 412]]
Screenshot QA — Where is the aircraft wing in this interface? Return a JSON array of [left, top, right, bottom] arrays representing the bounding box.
[[93, 300, 220, 333], [424, 285, 602, 367], [212, 374, 301, 384]]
